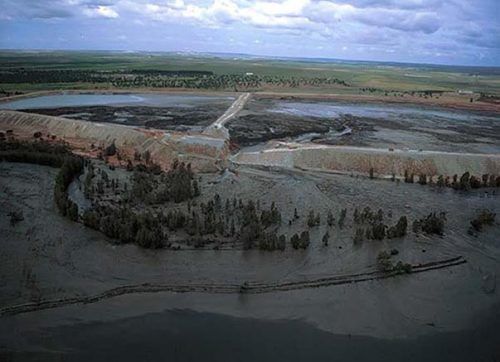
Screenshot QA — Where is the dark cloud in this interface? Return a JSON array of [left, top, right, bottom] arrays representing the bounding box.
[[0, 0, 498, 65], [1, 0, 119, 19]]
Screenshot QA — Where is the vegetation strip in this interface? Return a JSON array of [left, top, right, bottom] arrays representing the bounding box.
[[0, 256, 466, 317]]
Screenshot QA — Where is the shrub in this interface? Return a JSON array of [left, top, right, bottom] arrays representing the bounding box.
[[104, 141, 117, 156], [322, 231, 329, 246], [371, 223, 386, 240], [413, 212, 446, 235], [353, 228, 364, 243], [387, 216, 408, 239], [418, 174, 427, 185], [307, 210, 320, 227], [459, 172, 471, 191], [377, 251, 412, 274], [338, 208, 347, 228], [470, 209, 496, 232], [377, 251, 392, 272], [291, 233, 300, 249], [8, 210, 24, 226], [327, 210, 334, 226]]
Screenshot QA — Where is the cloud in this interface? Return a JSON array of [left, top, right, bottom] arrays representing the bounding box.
[[130, 0, 442, 35], [0, 0, 498, 65], [1, 0, 120, 19], [83, 5, 119, 18]]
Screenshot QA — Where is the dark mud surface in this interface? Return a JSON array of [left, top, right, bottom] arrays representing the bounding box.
[[2, 308, 500, 362], [0, 92, 235, 131], [229, 98, 500, 153], [1, 162, 499, 360], [20, 104, 230, 131]]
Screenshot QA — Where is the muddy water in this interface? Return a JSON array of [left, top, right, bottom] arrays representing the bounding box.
[[2, 308, 499, 361], [270, 100, 498, 125], [1, 161, 500, 360], [261, 100, 500, 154], [0, 93, 235, 110]]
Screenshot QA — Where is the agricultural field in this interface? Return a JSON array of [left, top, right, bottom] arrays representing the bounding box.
[[1, 51, 499, 99]]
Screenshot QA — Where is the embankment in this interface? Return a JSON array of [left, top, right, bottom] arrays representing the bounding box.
[[0, 110, 228, 172], [234, 143, 500, 177]]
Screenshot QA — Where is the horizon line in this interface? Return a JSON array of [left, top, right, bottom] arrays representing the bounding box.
[[1, 48, 499, 69]]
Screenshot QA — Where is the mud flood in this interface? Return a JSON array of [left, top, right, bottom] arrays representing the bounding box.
[[2, 308, 500, 362], [229, 98, 500, 154], [1, 162, 499, 360]]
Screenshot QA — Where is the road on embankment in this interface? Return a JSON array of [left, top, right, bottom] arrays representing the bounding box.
[[204, 92, 251, 134]]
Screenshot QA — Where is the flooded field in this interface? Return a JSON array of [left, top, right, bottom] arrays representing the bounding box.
[[229, 98, 500, 154]]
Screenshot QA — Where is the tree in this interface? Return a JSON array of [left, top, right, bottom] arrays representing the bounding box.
[[278, 235, 286, 251], [353, 228, 364, 243], [314, 213, 320, 226], [469, 209, 495, 232], [105, 141, 117, 156], [371, 223, 386, 240], [67, 202, 79, 222], [192, 179, 200, 197], [387, 216, 408, 238], [8, 210, 24, 226], [143, 150, 151, 164], [307, 210, 316, 227], [338, 209, 347, 228], [459, 172, 471, 191], [291, 233, 300, 249], [353, 208, 360, 224], [327, 210, 334, 226], [436, 175, 445, 187], [300, 231, 310, 249], [413, 212, 446, 235], [470, 175, 481, 189], [322, 231, 329, 246]]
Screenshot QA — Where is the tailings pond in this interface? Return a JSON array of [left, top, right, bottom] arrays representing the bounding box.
[[0, 93, 235, 131], [229, 98, 500, 154]]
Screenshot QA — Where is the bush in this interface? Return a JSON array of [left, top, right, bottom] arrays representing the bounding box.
[[470, 209, 496, 232], [418, 174, 427, 185], [377, 251, 412, 274], [353, 228, 364, 243], [338, 208, 347, 228], [8, 210, 24, 226], [393, 261, 412, 274], [322, 231, 329, 246], [104, 142, 117, 156], [377, 251, 392, 272], [307, 210, 320, 227], [291, 231, 310, 249], [413, 212, 446, 235], [387, 216, 408, 239], [371, 222, 386, 240]]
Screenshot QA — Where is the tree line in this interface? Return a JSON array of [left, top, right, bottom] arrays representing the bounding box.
[[0, 138, 83, 221], [0, 68, 350, 91]]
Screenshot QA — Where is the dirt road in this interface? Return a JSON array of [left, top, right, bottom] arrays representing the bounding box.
[[204, 92, 251, 137]]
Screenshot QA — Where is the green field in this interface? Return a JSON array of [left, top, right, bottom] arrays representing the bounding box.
[[0, 51, 499, 96]]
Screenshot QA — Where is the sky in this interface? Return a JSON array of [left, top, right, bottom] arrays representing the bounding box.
[[0, 0, 499, 66]]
